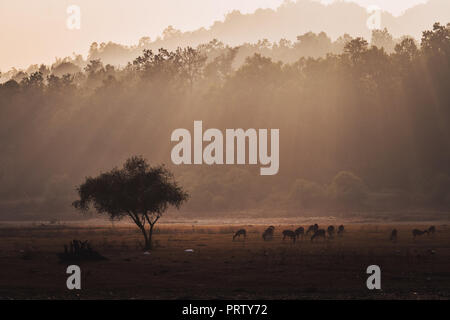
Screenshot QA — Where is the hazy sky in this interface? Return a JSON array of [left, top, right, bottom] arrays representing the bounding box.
[[0, 0, 429, 71]]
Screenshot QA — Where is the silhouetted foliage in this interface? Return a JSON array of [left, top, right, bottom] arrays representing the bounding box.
[[57, 240, 107, 262], [73, 156, 189, 250]]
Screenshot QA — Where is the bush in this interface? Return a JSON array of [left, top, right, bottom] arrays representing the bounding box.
[[327, 171, 368, 210], [289, 179, 326, 209]]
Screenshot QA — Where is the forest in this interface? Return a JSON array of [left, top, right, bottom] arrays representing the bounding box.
[[0, 23, 449, 220]]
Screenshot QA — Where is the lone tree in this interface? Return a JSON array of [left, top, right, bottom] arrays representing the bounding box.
[[72, 156, 188, 250]]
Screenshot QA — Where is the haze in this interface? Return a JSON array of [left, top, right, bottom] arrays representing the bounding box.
[[0, 0, 432, 71]]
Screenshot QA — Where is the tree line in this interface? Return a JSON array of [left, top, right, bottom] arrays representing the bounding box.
[[0, 23, 449, 219]]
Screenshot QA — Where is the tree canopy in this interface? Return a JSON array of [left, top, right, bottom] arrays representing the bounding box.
[[73, 156, 188, 249]]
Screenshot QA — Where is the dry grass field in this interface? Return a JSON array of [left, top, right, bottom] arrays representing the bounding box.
[[0, 220, 449, 299]]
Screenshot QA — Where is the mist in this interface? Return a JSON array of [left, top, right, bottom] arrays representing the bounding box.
[[1, 0, 450, 71], [0, 18, 449, 221]]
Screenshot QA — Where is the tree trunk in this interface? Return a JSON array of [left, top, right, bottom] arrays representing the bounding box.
[[140, 227, 150, 251], [147, 224, 155, 250]]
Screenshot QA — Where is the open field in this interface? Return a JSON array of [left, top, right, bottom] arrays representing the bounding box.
[[0, 220, 449, 299]]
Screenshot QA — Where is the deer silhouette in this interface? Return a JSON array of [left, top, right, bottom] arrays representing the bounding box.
[[306, 224, 319, 235], [327, 226, 335, 238], [428, 226, 436, 236], [262, 226, 275, 241], [311, 229, 326, 242], [337, 225, 344, 236], [412, 229, 428, 239], [295, 227, 305, 240], [233, 229, 246, 241], [390, 229, 398, 242], [282, 230, 296, 243]]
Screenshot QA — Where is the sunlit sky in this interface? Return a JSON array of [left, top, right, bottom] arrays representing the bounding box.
[[0, 0, 429, 71]]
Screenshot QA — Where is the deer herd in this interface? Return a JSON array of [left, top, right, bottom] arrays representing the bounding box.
[[232, 224, 437, 243]]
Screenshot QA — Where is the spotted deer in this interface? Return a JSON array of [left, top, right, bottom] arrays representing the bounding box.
[[390, 229, 398, 242], [311, 229, 326, 242], [282, 230, 296, 243], [233, 229, 246, 241], [412, 229, 428, 239], [428, 226, 436, 236], [295, 227, 305, 240], [262, 226, 275, 241], [327, 226, 335, 238], [306, 224, 319, 235]]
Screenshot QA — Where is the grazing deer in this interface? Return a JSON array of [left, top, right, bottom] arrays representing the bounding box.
[[337, 225, 344, 236], [282, 230, 296, 243], [428, 226, 436, 236], [390, 229, 398, 242], [412, 229, 428, 239], [327, 226, 335, 238], [233, 229, 246, 241], [306, 224, 319, 235], [262, 226, 275, 241], [295, 227, 305, 239], [311, 229, 326, 242]]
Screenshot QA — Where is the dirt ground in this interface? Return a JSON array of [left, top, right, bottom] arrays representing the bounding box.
[[0, 221, 449, 299]]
